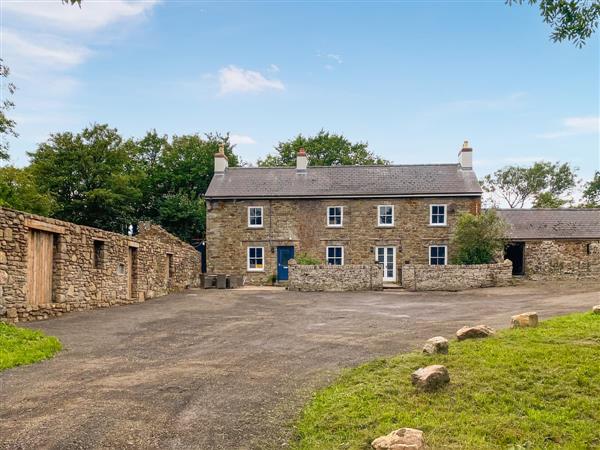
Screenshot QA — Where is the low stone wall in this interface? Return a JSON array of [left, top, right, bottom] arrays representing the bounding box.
[[288, 262, 383, 291], [524, 240, 600, 280], [401, 260, 513, 291], [0, 207, 202, 323]]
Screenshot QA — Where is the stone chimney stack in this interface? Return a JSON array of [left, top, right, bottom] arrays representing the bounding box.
[[296, 147, 308, 173], [214, 144, 229, 173], [458, 140, 473, 169]]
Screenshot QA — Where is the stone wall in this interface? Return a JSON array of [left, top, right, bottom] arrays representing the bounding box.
[[401, 260, 513, 291], [524, 240, 600, 280], [0, 207, 202, 322], [206, 196, 480, 285], [288, 261, 383, 291]]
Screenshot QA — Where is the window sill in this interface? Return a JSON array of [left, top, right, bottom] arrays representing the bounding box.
[[376, 225, 395, 228], [428, 224, 448, 228], [326, 225, 344, 229], [247, 269, 265, 272], [246, 226, 264, 230]]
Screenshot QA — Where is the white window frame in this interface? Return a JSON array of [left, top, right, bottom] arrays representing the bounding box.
[[429, 245, 448, 266], [248, 206, 263, 228], [327, 206, 343, 227], [429, 204, 447, 226], [377, 204, 395, 227], [326, 246, 344, 265], [247, 246, 265, 271]]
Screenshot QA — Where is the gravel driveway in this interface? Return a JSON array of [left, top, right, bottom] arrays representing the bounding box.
[[1, 281, 599, 449]]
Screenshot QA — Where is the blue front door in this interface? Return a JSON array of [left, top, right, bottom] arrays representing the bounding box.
[[277, 246, 294, 281]]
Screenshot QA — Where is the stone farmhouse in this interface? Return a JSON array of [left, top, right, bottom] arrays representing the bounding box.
[[498, 208, 600, 279], [206, 142, 482, 285]]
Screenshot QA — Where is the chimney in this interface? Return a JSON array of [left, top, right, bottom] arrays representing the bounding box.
[[214, 143, 228, 173], [296, 147, 307, 173], [458, 140, 473, 169]]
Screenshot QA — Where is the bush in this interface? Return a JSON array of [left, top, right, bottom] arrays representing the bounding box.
[[295, 253, 322, 265], [451, 210, 507, 265]]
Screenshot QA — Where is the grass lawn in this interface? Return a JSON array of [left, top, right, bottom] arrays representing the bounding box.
[[0, 323, 62, 371], [292, 312, 600, 450]]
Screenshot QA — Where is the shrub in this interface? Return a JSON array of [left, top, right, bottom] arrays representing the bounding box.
[[451, 210, 507, 265], [295, 253, 322, 265]]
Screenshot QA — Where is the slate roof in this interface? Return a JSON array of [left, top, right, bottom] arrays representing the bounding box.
[[206, 164, 482, 199], [496, 208, 600, 240]]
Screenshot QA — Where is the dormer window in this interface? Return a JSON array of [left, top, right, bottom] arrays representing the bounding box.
[[378, 205, 394, 227], [248, 207, 263, 228], [430, 204, 447, 226], [327, 206, 343, 227]]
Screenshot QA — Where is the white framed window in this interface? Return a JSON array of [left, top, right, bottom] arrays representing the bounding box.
[[429, 245, 447, 265], [326, 246, 344, 265], [430, 204, 447, 226], [247, 246, 264, 271], [327, 206, 343, 227], [248, 206, 263, 228], [378, 205, 394, 227]]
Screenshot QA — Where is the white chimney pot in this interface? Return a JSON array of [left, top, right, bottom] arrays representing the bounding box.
[[296, 148, 307, 172], [214, 144, 229, 173], [458, 140, 473, 169]]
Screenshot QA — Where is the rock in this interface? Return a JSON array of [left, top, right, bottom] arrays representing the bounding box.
[[411, 364, 450, 391], [593, 305, 600, 315], [6, 307, 17, 319], [371, 428, 426, 450], [0, 270, 8, 285], [456, 325, 495, 341], [511, 312, 538, 328], [422, 336, 448, 354]]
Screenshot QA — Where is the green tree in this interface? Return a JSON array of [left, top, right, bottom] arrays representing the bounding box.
[[28, 124, 141, 233], [481, 161, 578, 208], [0, 59, 17, 161], [507, 0, 600, 47], [258, 130, 388, 167], [581, 171, 600, 207], [451, 210, 508, 265], [0, 166, 54, 215]]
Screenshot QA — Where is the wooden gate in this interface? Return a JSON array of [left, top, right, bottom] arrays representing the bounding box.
[[128, 246, 138, 299], [27, 229, 54, 305]]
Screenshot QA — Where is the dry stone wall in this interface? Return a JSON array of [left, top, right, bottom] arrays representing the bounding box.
[[206, 196, 480, 285], [523, 240, 600, 280], [287, 261, 383, 291], [0, 207, 202, 322], [401, 260, 513, 291]]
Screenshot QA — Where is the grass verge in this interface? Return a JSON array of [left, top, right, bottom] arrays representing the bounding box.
[[292, 312, 600, 449], [0, 323, 62, 371]]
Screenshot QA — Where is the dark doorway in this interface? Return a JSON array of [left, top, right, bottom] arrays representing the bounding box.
[[276, 246, 295, 281], [505, 242, 525, 275]]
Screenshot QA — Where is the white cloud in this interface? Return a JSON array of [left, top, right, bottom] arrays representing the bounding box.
[[218, 65, 285, 94], [537, 116, 600, 139], [326, 53, 343, 64], [3, 29, 91, 69], [2, 0, 160, 32], [230, 134, 256, 145], [268, 64, 280, 73]]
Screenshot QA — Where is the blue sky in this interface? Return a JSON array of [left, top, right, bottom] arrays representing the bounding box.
[[1, 0, 599, 181]]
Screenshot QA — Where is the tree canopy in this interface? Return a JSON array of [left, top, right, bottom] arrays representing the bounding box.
[[582, 171, 600, 207], [481, 161, 578, 208], [507, 0, 600, 47], [0, 166, 54, 215], [451, 210, 508, 265], [258, 130, 388, 167]]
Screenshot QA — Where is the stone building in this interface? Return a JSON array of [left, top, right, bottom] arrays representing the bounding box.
[[497, 208, 600, 280], [205, 142, 482, 285], [0, 207, 202, 322]]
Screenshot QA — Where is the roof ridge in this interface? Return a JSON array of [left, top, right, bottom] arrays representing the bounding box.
[[495, 208, 600, 212], [228, 163, 462, 170]]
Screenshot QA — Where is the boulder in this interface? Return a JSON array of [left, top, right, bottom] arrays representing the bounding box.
[[411, 364, 450, 391], [593, 305, 600, 315], [371, 428, 426, 450], [511, 312, 538, 328], [456, 325, 495, 341], [422, 336, 448, 355]]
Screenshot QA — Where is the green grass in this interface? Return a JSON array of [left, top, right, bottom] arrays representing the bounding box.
[[292, 313, 600, 450], [0, 323, 62, 371]]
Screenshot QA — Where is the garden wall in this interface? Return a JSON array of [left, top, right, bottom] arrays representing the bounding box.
[[401, 260, 513, 291], [0, 207, 202, 323], [524, 240, 600, 280], [287, 261, 383, 291]]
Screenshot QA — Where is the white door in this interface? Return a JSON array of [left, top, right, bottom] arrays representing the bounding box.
[[376, 247, 396, 282]]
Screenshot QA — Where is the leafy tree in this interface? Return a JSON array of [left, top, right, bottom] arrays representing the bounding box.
[[258, 130, 388, 167], [28, 124, 141, 233], [295, 253, 323, 265], [481, 161, 578, 208], [451, 210, 508, 265], [507, 0, 600, 47], [0, 166, 55, 215], [0, 59, 17, 161], [581, 171, 600, 207]]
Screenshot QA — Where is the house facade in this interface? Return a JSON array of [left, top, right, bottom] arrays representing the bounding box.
[[205, 142, 482, 285]]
